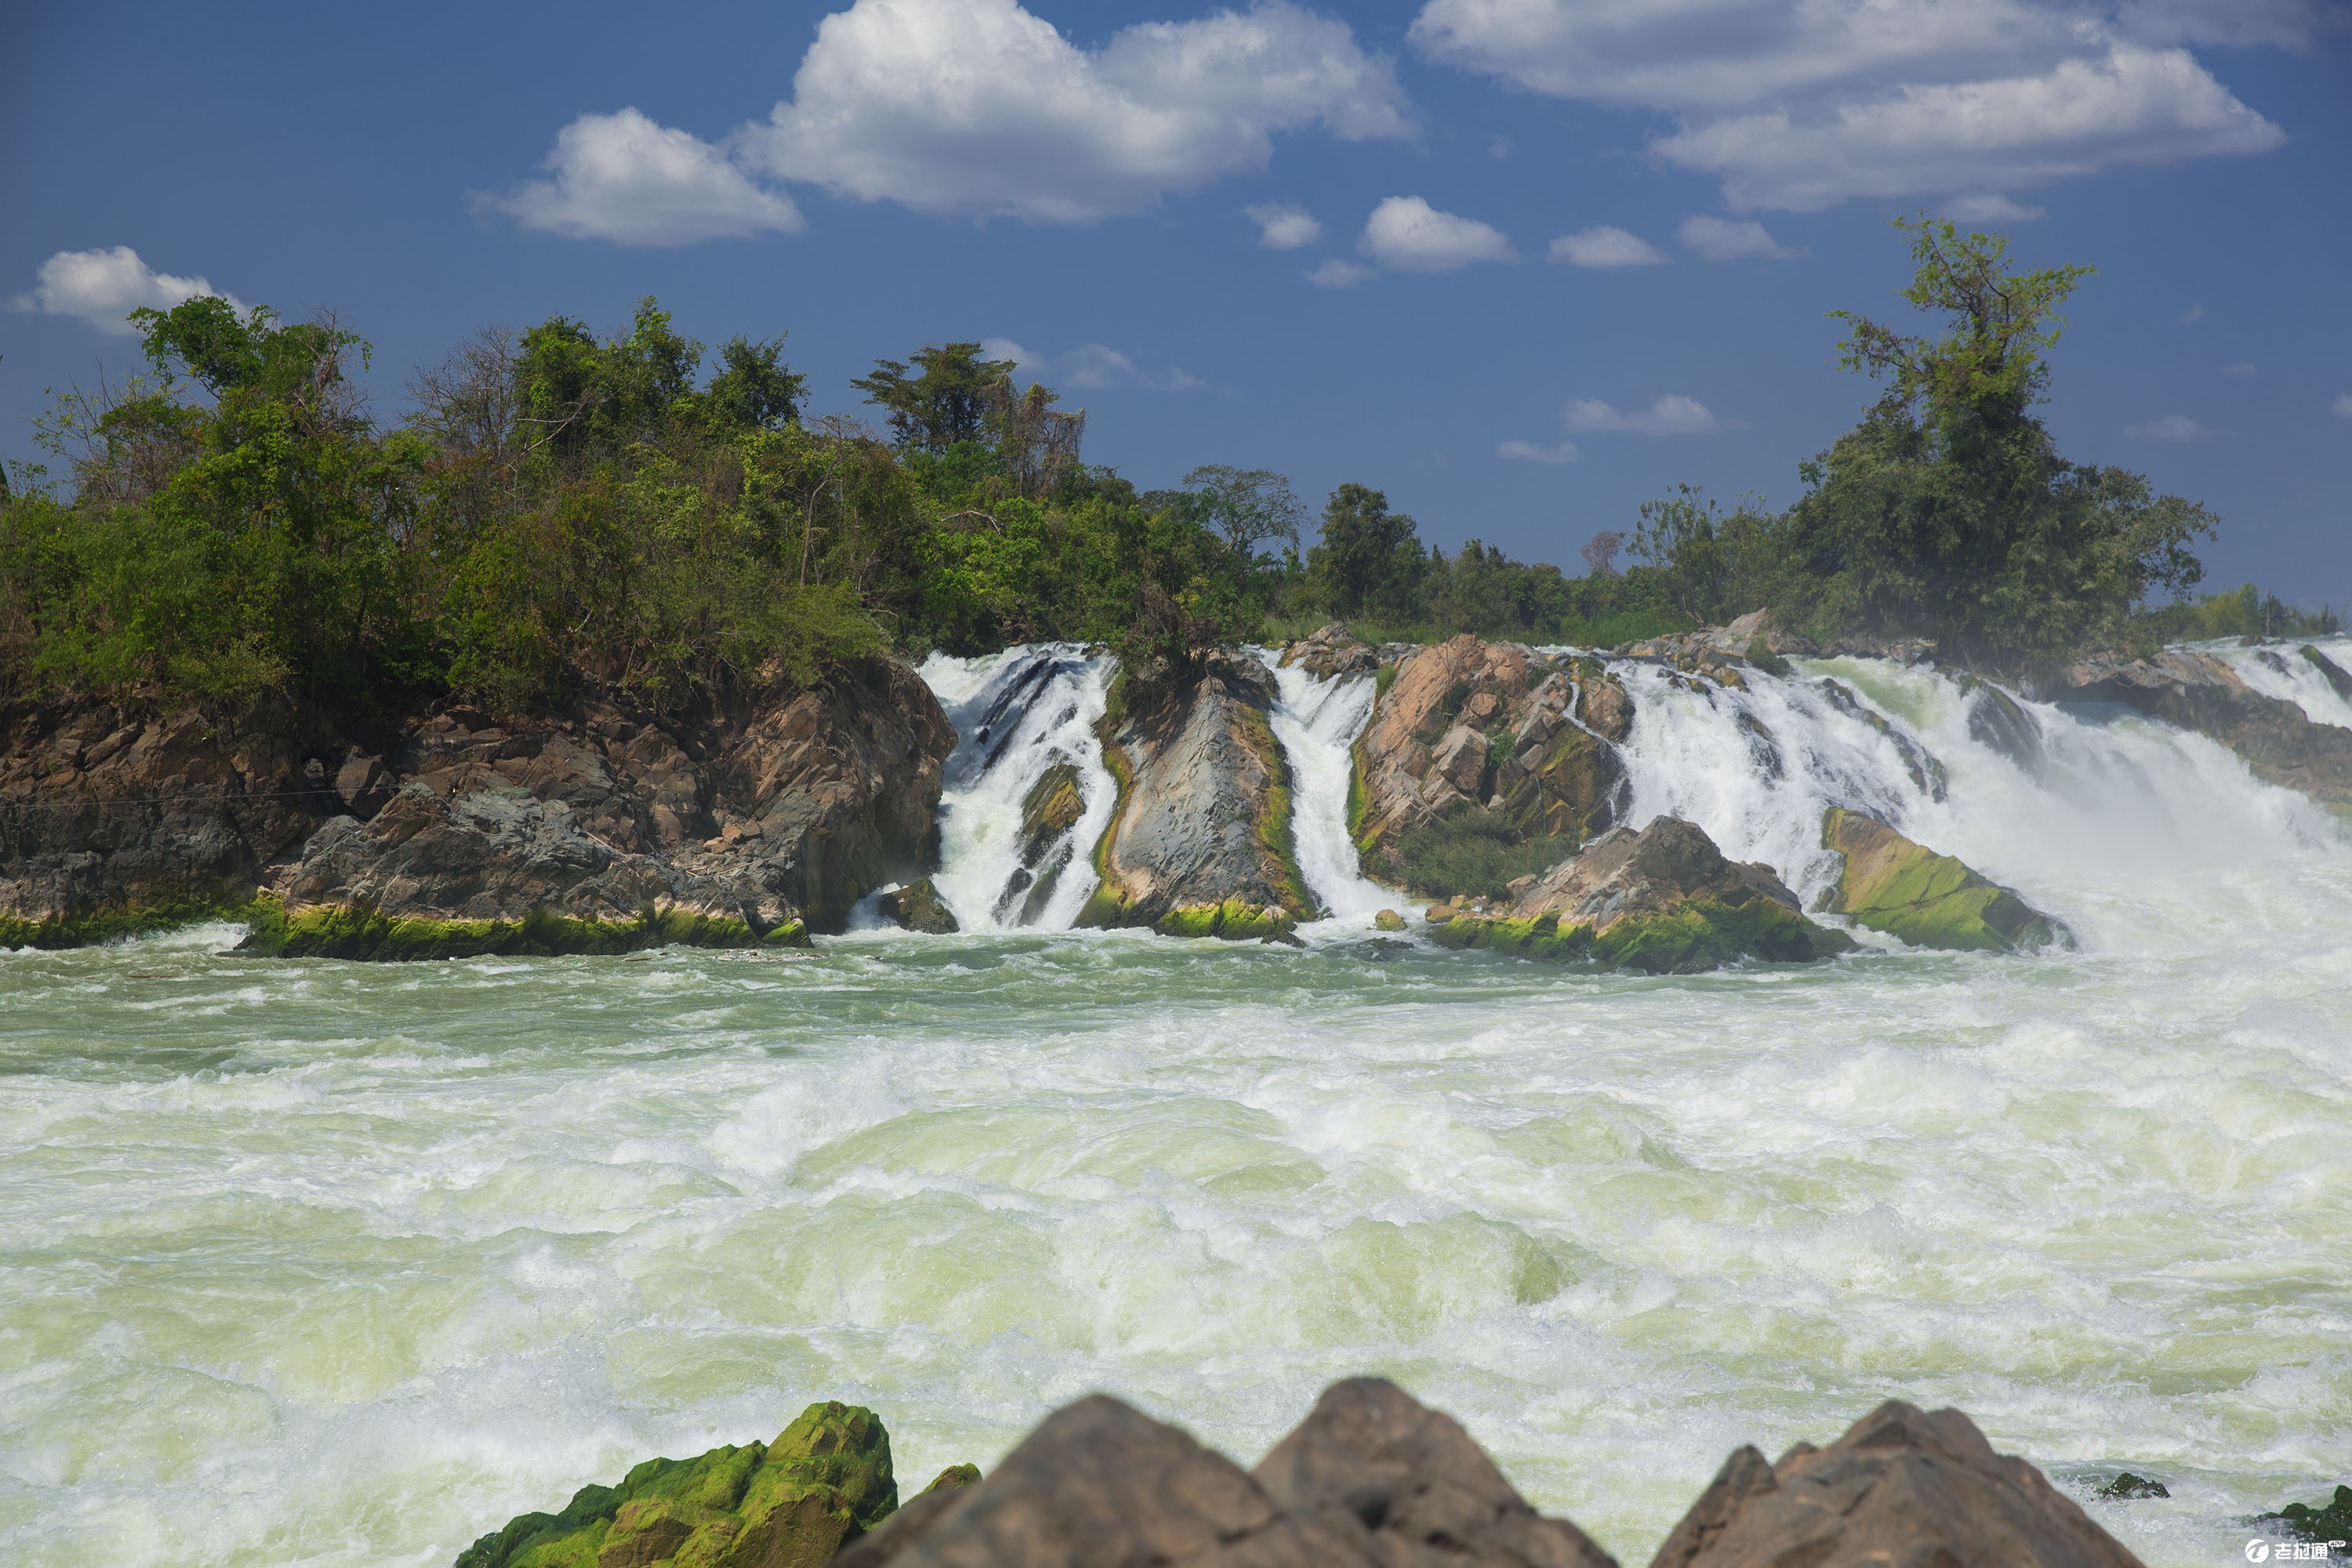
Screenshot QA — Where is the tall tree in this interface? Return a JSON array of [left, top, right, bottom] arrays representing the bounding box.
[[851, 343, 1016, 453], [1309, 483, 1426, 620]]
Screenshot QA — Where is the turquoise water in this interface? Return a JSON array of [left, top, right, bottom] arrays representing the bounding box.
[[3, 656, 2349, 1565]]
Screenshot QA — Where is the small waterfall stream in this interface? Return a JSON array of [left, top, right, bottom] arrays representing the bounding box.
[[1261, 655, 1401, 927]]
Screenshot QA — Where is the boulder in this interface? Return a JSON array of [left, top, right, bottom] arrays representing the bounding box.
[[2059, 650, 2352, 811], [2093, 1474, 2169, 1501], [1352, 636, 1630, 898], [1279, 622, 1381, 679], [1373, 908, 1407, 932], [1649, 1400, 2143, 1568], [452, 1401, 902, 1568], [2256, 1484, 2352, 1549], [880, 878, 959, 935], [1254, 1377, 1616, 1568], [1077, 655, 1309, 939], [1428, 816, 1853, 973], [1817, 808, 2066, 953]]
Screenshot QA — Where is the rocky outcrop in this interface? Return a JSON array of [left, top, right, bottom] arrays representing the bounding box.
[[1427, 815, 1854, 973], [879, 878, 958, 934], [1352, 635, 1631, 898], [2059, 650, 2352, 810], [1818, 808, 2066, 953], [455, 1401, 905, 1568], [838, 1378, 1615, 1568], [1651, 1399, 2142, 1568], [2, 659, 956, 956], [1077, 655, 1308, 939], [2303, 645, 2352, 702], [2256, 1483, 2352, 1550], [1624, 608, 1935, 668], [1279, 621, 1382, 679]]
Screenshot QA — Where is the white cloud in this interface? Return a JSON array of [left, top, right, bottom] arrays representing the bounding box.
[[1944, 193, 2047, 221], [489, 108, 803, 245], [736, 0, 1410, 223], [2331, 394, 2352, 419], [2222, 361, 2256, 376], [11, 245, 247, 335], [1305, 257, 1374, 286], [1563, 394, 1721, 435], [2125, 413, 2209, 440], [1678, 215, 1802, 260], [1245, 201, 1323, 249], [2180, 303, 2208, 324], [1653, 45, 2283, 212], [1498, 439, 1581, 463], [1489, 135, 1515, 158], [1360, 195, 1513, 270], [1547, 226, 1668, 267], [1409, 1, 2291, 212], [985, 337, 1201, 390]]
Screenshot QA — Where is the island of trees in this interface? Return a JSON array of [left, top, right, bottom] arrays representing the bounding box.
[[0, 217, 2333, 724]]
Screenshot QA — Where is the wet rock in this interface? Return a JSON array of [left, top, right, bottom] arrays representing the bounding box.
[[1818, 808, 2066, 953], [1254, 1377, 1617, 1568], [452, 1401, 900, 1568], [1018, 763, 1085, 866], [2303, 645, 2352, 702], [1815, 680, 1946, 800], [880, 878, 959, 935], [1281, 622, 1381, 678], [1374, 908, 1407, 931], [1959, 675, 2046, 778], [2256, 1484, 2352, 1550], [1428, 816, 1853, 973], [1078, 654, 1309, 938], [2095, 1473, 2170, 1501], [1650, 1400, 2143, 1568], [2059, 650, 2352, 811]]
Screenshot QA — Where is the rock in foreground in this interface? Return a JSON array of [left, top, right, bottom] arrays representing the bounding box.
[[456, 1401, 902, 1568], [1651, 1400, 2142, 1568], [1428, 816, 1854, 973], [1818, 808, 2067, 953]]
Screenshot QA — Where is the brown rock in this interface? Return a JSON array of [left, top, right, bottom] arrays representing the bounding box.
[[1650, 1401, 2143, 1568], [2060, 650, 2352, 810]]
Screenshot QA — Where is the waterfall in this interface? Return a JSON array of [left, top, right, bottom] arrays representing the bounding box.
[[1261, 655, 1402, 926], [2198, 637, 2352, 731], [916, 644, 1119, 931]]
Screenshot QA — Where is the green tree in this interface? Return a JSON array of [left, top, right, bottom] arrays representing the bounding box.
[[702, 334, 805, 434], [851, 343, 1016, 453], [1178, 465, 1304, 557], [1308, 483, 1426, 622]]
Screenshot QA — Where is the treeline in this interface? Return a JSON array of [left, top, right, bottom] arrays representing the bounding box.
[[0, 219, 2332, 717]]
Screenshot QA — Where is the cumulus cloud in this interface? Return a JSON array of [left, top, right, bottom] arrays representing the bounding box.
[[1408, 0, 2291, 211], [1678, 216, 1802, 260], [734, 0, 1410, 223], [1547, 226, 1667, 267], [2331, 394, 2352, 419], [1305, 257, 1374, 286], [1944, 193, 2047, 221], [1360, 195, 1513, 270], [1498, 438, 1581, 463], [488, 108, 803, 244], [11, 245, 246, 334], [1245, 201, 1323, 249], [986, 336, 1202, 390], [1563, 394, 1721, 435], [2125, 413, 2209, 440]]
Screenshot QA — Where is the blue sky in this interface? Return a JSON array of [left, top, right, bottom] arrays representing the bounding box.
[[5, 0, 2347, 604]]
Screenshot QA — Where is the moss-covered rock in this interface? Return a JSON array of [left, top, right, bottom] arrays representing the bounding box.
[[1150, 898, 1299, 943], [239, 899, 770, 961], [2257, 1483, 2352, 1548], [877, 878, 958, 935], [0, 892, 274, 949], [1818, 808, 2066, 953], [454, 1401, 902, 1568]]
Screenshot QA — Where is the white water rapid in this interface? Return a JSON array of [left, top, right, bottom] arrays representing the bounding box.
[[2202, 637, 2352, 731], [2, 646, 2347, 1568]]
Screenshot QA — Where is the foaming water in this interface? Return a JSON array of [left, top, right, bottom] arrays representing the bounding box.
[[4, 653, 2349, 1568], [917, 645, 1116, 931], [2201, 637, 2352, 731], [1261, 654, 1401, 928]]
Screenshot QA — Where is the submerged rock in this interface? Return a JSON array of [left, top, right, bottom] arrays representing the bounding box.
[[453, 1401, 902, 1568], [879, 878, 959, 935], [2095, 1473, 2171, 1501], [1428, 816, 1853, 973], [1077, 654, 1309, 939], [2256, 1484, 2352, 1548], [1818, 808, 2066, 953], [1651, 1401, 2143, 1568], [2060, 650, 2352, 811]]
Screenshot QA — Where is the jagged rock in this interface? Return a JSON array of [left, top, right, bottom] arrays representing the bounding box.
[[1352, 636, 1629, 897], [1428, 816, 1853, 973], [1650, 1400, 2143, 1568], [2060, 650, 2352, 811], [880, 878, 958, 935], [452, 1401, 902, 1568], [1254, 1377, 1617, 1568], [2095, 1473, 2170, 1501], [1818, 808, 2064, 953], [2303, 645, 2352, 702], [2256, 1484, 2352, 1549], [1078, 655, 1308, 938], [1280, 622, 1380, 678]]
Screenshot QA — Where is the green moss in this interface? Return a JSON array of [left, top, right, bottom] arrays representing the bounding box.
[[1820, 807, 2063, 953], [1235, 701, 1311, 919], [1374, 663, 1397, 697], [238, 901, 765, 962], [0, 891, 274, 950], [1152, 904, 1222, 939], [1387, 803, 1580, 900], [1076, 715, 1138, 929], [2261, 1484, 2352, 1546], [457, 1401, 901, 1568], [1432, 895, 1849, 973]]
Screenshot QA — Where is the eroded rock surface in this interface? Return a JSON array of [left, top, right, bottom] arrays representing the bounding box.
[[1818, 808, 2065, 953], [1428, 816, 1853, 972], [2060, 650, 2352, 810], [1079, 655, 1308, 938], [1650, 1400, 2143, 1568]]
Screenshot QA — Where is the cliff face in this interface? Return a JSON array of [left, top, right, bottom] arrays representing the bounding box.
[[1079, 654, 1309, 940], [0, 659, 955, 954]]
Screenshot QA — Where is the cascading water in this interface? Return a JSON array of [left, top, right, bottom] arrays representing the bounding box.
[[1259, 655, 1401, 927], [2201, 636, 2352, 731], [915, 643, 1118, 931]]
